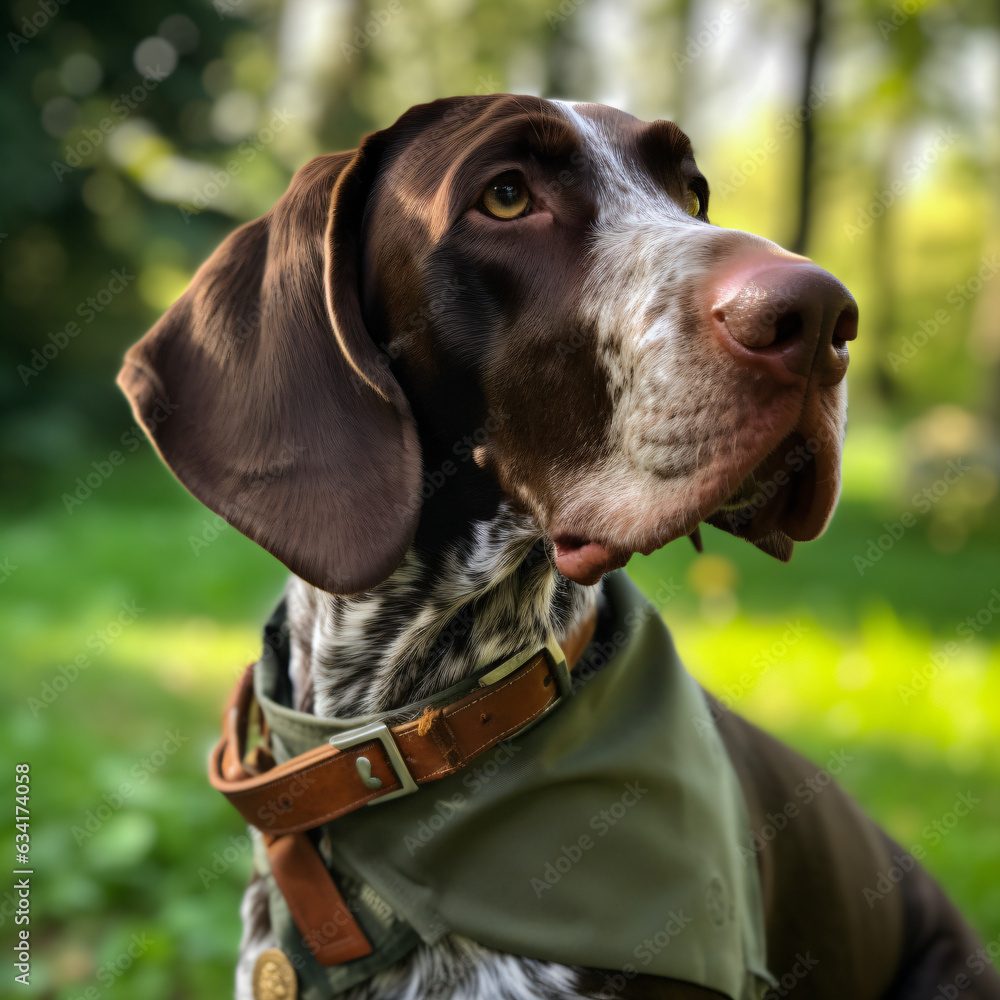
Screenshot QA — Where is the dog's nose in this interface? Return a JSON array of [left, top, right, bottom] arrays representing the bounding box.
[[710, 259, 858, 384]]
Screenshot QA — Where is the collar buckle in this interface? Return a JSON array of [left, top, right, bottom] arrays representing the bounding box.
[[329, 722, 419, 805], [477, 637, 573, 739]]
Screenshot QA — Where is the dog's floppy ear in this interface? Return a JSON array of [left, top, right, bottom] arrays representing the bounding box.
[[117, 141, 421, 595]]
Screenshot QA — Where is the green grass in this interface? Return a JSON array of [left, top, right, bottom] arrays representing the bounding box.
[[3, 448, 999, 997]]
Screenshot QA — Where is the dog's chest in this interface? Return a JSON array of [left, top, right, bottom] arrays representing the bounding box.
[[251, 572, 773, 1000]]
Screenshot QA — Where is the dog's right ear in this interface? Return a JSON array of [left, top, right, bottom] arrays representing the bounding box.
[[117, 145, 422, 595]]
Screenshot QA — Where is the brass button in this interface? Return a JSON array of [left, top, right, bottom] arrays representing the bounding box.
[[252, 947, 297, 1000]]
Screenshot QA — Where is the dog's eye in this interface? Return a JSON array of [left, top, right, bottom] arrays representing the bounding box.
[[481, 173, 531, 220], [684, 189, 701, 217]]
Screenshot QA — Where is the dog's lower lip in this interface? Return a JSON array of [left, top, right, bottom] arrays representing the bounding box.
[[707, 429, 829, 543], [552, 535, 630, 585]]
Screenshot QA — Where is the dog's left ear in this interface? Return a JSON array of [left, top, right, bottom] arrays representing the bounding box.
[[117, 135, 423, 594]]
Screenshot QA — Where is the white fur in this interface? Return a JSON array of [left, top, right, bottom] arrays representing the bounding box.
[[541, 103, 846, 557]]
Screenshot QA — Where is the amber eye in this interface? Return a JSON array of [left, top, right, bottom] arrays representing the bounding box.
[[481, 173, 531, 220], [684, 189, 701, 217]]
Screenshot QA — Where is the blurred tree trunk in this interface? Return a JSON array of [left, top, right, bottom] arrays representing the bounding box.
[[790, 0, 824, 255], [868, 151, 903, 402], [672, 0, 696, 130], [543, 26, 574, 99], [315, 0, 378, 150]]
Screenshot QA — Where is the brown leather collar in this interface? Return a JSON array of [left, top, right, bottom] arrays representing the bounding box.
[[209, 609, 597, 967]]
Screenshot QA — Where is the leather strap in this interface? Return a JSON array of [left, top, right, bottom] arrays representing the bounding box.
[[211, 608, 597, 967], [210, 611, 598, 835], [264, 832, 373, 966]]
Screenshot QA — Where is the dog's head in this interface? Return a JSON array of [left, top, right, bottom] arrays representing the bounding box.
[[119, 95, 857, 593]]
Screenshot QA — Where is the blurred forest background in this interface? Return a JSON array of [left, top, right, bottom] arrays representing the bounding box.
[[2, 0, 999, 996]]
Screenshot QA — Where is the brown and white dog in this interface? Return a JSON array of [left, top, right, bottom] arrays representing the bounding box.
[[118, 96, 999, 999]]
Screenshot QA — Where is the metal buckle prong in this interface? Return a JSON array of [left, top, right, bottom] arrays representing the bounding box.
[[329, 721, 418, 805]]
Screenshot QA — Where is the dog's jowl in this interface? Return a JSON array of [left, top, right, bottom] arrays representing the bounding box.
[[119, 96, 1000, 1000]]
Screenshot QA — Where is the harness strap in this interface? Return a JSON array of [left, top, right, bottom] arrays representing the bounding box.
[[210, 608, 597, 967]]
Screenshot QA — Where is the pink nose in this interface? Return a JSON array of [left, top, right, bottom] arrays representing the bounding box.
[[710, 259, 858, 384]]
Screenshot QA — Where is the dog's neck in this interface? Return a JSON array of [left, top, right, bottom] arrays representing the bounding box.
[[283, 505, 597, 719]]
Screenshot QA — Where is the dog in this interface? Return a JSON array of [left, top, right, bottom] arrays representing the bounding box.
[[118, 95, 1000, 1000]]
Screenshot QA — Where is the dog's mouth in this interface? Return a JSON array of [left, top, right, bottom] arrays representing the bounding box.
[[551, 537, 632, 586], [551, 427, 842, 586], [703, 428, 837, 560]]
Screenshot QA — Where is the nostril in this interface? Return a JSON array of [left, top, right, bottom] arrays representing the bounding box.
[[773, 312, 803, 346], [710, 259, 857, 383], [831, 306, 858, 348]]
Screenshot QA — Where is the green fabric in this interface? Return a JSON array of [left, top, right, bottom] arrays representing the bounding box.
[[252, 572, 775, 999]]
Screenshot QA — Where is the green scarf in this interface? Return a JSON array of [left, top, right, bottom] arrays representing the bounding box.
[[251, 571, 775, 999]]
